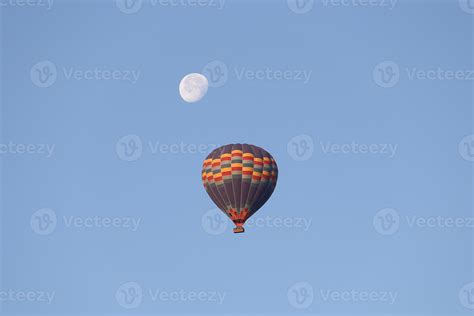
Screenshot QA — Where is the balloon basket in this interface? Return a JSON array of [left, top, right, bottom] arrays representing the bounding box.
[[233, 226, 245, 234]]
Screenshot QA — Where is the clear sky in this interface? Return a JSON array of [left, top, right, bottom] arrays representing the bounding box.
[[1, 0, 473, 315]]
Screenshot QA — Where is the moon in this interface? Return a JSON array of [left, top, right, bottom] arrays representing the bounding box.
[[179, 73, 209, 103]]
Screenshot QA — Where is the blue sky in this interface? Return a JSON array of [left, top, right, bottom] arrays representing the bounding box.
[[0, 0, 473, 315]]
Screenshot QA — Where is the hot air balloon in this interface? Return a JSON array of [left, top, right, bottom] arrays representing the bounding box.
[[201, 144, 278, 233]]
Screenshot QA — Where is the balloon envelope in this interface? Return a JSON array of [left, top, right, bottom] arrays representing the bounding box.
[[202, 144, 278, 233]]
